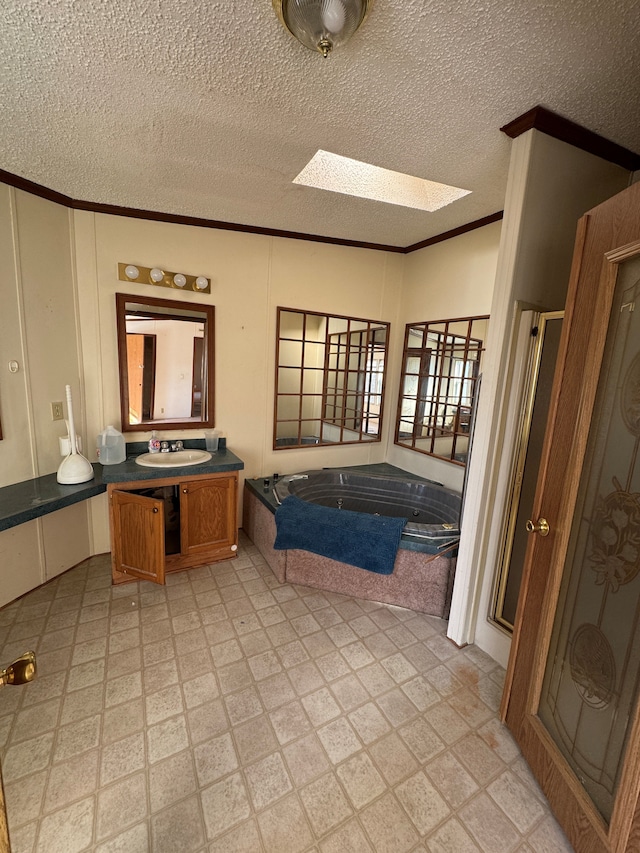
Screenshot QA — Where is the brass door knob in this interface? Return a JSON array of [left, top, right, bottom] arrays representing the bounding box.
[[0, 651, 36, 686], [526, 517, 550, 536]]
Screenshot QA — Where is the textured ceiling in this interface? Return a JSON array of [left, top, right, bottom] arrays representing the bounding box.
[[2, 0, 640, 248]]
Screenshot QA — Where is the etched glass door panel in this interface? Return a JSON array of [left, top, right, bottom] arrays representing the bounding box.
[[539, 255, 640, 823]]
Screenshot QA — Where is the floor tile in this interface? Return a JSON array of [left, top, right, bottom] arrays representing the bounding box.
[[360, 791, 420, 853], [283, 733, 331, 787], [299, 772, 353, 835], [150, 793, 205, 853], [0, 543, 573, 853], [257, 793, 314, 853], [336, 751, 386, 808], [459, 791, 521, 852], [194, 731, 238, 785], [319, 817, 374, 852], [245, 750, 293, 810], [35, 797, 94, 853], [148, 748, 197, 812], [317, 716, 362, 764], [395, 769, 450, 835], [201, 771, 251, 840]]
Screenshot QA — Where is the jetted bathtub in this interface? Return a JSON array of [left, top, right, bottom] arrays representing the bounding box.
[[273, 469, 461, 549], [242, 466, 462, 618]]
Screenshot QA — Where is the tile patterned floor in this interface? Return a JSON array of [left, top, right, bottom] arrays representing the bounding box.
[[0, 533, 574, 852]]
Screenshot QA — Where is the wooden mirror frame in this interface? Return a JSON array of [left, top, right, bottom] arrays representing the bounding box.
[[274, 307, 390, 450], [116, 292, 215, 432], [395, 315, 489, 465]]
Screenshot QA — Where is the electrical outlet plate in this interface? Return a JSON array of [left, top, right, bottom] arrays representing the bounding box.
[[51, 401, 64, 421]]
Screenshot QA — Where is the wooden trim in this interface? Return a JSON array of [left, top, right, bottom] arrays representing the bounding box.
[[0, 168, 73, 207], [0, 166, 502, 254], [404, 211, 504, 253], [0, 169, 403, 254], [0, 763, 8, 853], [115, 292, 215, 432], [500, 105, 640, 172]]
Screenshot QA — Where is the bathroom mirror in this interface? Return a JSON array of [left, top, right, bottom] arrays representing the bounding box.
[[116, 292, 215, 432], [395, 315, 489, 465], [275, 307, 389, 449]]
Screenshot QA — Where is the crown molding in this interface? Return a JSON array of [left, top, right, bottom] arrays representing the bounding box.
[[500, 105, 640, 172], [0, 167, 500, 253], [405, 211, 504, 253]]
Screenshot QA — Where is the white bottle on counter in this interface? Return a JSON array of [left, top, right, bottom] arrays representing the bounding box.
[[97, 425, 126, 465]]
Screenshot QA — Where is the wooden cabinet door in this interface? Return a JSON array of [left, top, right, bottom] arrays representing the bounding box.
[[179, 475, 237, 557], [112, 489, 166, 584]]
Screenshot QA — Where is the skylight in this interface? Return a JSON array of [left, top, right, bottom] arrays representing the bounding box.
[[293, 150, 471, 212]]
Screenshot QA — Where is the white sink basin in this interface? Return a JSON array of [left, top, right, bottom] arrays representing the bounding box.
[[135, 449, 212, 468]]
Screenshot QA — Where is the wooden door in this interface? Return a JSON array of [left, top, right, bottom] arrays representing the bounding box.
[[111, 490, 166, 584], [180, 475, 237, 557], [126, 335, 144, 423], [191, 336, 203, 418], [503, 181, 640, 852], [0, 762, 9, 853]]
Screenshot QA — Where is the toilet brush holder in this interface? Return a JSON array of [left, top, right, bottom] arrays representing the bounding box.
[[56, 385, 94, 485]]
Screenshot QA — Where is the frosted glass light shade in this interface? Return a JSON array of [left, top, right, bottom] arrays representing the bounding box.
[[273, 0, 370, 57], [150, 267, 165, 283], [173, 273, 187, 287], [124, 264, 139, 280], [195, 276, 209, 290]]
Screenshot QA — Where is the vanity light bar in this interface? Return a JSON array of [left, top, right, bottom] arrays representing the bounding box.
[[117, 263, 211, 294]]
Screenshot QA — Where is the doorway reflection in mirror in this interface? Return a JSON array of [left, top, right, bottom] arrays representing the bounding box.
[[116, 293, 215, 432]]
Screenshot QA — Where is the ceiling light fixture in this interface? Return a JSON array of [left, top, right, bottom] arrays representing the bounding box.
[[273, 0, 371, 58]]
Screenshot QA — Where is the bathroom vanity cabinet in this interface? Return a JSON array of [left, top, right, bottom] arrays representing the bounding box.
[[108, 470, 238, 584]]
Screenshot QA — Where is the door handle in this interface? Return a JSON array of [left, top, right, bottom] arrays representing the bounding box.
[[526, 517, 550, 536]]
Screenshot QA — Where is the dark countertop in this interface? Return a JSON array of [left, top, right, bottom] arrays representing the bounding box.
[[0, 440, 244, 532], [100, 446, 244, 483], [0, 466, 107, 532]]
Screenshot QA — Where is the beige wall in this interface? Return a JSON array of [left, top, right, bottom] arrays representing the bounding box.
[[455, 130, 631, 665], [0, 183, 498, 601], [73, 212, 413, 550], [0, 179, 501, 606], [0, 186, 94, 606]]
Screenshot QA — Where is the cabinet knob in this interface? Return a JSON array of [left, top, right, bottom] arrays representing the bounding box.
[[153, 507, 158, 513], [182, 488, 188, 494], [231, 544, 238, 551]]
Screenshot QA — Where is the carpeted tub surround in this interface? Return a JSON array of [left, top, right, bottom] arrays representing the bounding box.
[[242, 470, 458, 619]]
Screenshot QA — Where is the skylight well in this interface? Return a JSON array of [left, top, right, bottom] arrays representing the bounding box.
[[293, 150, 471, 212]]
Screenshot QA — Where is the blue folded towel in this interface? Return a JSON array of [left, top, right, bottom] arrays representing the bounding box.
[[274, 495, 407, 575]]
